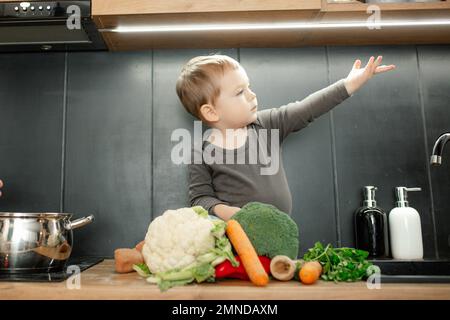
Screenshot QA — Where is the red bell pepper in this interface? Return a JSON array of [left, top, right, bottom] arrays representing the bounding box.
[[215, 255, 271, 280]]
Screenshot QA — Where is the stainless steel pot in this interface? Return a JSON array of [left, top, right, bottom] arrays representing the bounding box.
[[0, 212, 94, 273]]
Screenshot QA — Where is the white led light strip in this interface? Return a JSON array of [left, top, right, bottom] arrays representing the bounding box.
[[99, 20, 450, 33]]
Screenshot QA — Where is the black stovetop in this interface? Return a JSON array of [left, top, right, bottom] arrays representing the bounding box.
[[369, 258, 450, 283], [0, 256, 104, 282]]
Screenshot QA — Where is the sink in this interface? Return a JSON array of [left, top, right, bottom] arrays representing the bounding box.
[[369, 259, 450, 283]]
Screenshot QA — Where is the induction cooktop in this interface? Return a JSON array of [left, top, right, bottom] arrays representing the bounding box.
[[0, 256, 104, 282]]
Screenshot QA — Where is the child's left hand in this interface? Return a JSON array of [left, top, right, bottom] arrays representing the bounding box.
[[344, 55, 396, 96]]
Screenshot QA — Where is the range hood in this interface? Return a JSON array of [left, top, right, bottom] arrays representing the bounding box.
[[0, 1, 107, 52]]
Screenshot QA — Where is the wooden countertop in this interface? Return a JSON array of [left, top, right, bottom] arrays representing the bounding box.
[[1, 260, 450, 300]]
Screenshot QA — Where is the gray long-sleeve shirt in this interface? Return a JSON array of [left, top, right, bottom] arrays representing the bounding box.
[[188, 78, 351, 216]]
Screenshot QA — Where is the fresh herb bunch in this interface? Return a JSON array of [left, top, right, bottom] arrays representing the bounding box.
[[302, 242, 373, 282]]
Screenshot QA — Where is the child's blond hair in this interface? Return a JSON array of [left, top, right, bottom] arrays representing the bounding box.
[[176, 54, 240, 121]]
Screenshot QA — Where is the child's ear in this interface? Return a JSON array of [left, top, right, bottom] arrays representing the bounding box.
[[199, 103, 219, 123]]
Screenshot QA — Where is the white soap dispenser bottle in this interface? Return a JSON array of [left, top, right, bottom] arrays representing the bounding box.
[[389, 187, 424, 260]]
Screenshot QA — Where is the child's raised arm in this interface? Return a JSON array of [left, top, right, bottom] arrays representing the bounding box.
[[256, 55, 396, 143], [256, 78, 350, 143]]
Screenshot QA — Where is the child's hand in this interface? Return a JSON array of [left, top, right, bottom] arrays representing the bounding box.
[[213, 204, 241, 221], [344, 56, 396, 96], [0, 179, 3, 197]]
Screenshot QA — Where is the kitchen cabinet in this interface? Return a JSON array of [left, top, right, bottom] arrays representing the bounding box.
[[312, 0, 450, 46], [1, 260, 450, 299], [92, 0, 450, 51], [92, 0, 321, 51]]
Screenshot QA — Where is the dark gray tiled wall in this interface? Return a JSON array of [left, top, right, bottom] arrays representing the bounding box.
[[63, 52, 153, 256], [418, 45, 450, 259], [0, 53, 65, 211], [0, 45, 449, 258]]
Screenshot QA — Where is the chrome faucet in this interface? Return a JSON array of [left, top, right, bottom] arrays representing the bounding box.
[[430, 133, 450, 165]]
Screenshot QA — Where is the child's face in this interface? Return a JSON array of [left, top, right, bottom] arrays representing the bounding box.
[[213, 66, 258, 128]]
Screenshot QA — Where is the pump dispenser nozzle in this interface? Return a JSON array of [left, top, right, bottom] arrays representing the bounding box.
[[395, 187, 421, 207], [363, 186, 377, 207]]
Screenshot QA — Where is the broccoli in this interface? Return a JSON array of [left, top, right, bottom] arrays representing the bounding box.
[[232, 202, 299, 260]]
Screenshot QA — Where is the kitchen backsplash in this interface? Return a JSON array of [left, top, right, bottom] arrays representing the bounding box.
[[0, 45, 449, 259]]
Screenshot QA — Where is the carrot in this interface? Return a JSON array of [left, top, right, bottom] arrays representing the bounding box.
[[308, 261, 323, 275], [135, 240, 145, 252], [299, 261, 322, 285], [226, 219, 269, 286], [114, 248, 144, 273]]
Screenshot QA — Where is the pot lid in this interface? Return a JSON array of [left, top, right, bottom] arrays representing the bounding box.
[[0, 212, 72, 218]]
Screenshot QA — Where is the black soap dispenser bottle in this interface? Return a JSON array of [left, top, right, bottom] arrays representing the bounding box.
[[354, 186, 390, 258]]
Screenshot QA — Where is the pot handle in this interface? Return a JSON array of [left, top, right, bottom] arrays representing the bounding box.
[[66, 215, 94, 230]]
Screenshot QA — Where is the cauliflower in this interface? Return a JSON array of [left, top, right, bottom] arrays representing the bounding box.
[[135, 206, 238, 291], [142, 207, 216, 274]]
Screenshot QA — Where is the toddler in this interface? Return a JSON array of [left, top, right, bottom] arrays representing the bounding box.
[[176, 54, 395, 221]]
